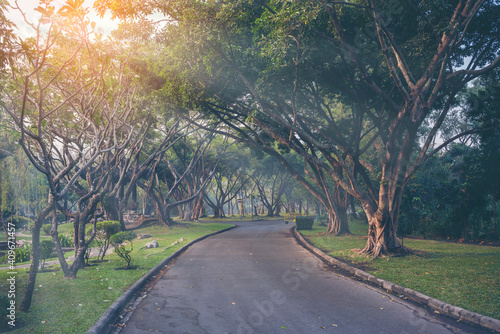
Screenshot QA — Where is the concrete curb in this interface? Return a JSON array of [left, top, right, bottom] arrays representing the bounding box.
[[86, 225, 237, 334], [291, 226, 500, 333]]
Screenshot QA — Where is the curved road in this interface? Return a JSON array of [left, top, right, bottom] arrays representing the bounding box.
[[115, 221, 489, 334]]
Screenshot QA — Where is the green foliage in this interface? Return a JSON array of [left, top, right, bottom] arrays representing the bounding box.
[[40, 240, 55, 271], [110, 231, 137, 269], [14, 244, 32, 263], [58, 234, 73, 247], [86, 221, 121, 261], [42, 223, 52, 236], [12, 216, 33, 229], [399, 142, 499, 241], [295, 216, 314, 230], [0, 294, 12, 332], [110, 230, 136, 245]]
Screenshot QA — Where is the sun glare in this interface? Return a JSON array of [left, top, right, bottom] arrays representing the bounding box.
[[7, 0, 119, 38]]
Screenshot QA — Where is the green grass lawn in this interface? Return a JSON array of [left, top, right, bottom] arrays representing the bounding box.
[[300, 219, 500, 320], [0, 220, 231, 333]]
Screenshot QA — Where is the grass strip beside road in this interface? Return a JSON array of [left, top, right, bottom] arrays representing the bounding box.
[[0, 221, 231, 334], [299, 219, 500, 320]]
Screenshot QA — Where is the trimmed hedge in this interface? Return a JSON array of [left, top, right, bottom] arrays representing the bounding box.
[[295, 216, 314, 230]]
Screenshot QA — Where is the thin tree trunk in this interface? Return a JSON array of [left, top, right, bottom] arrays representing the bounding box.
[[350, 195, 358, 219], [50, 209, 69, 275], [20, 201, 54, 311]]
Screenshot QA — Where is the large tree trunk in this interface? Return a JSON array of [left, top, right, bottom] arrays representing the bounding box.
[[212, 200, 225, 218], [183, 203, 193, 221], [266, 203, 273, 216], [325, 204, 350, 235], [360, 208, 399, 257], [359, 191, 410, 258], [148, 191, 169, 226], [323, 182, 351, 235], [191, 193, 204, 220]]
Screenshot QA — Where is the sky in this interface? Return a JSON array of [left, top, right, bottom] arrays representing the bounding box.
[[6, 0, 120, 38]]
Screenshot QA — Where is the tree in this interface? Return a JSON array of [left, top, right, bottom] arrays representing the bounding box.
[[110, 231, 136, 269], [96, 0, 499, 257], [204, 143, 251, 218], [252, 155, 291, 217], [462, 67, 500, 239], [137, 124, 217, 225], [2, 0, 146, 309]]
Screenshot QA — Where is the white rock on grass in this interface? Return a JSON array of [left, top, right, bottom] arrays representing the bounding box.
[[145, 240, 159, 249]]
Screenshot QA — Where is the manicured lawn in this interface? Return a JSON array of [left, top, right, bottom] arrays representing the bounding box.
[[0, 221, 231, 333], [299, 219, 500, 320]]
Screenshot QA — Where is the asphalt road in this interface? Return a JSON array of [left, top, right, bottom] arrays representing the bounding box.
[[115, 220, 490, 334]]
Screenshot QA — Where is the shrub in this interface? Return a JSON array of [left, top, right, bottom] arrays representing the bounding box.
[[110, 231, 137, 269], [40, 240, 55, 271], [86, 221, 121, 261], [84, 239, 98, 265], [0, 295, 12, 332], [14, 244, 31, 262], [58, 234, 73, 247], [11, 216, 33, 230], [42, 224, 52, 236], [295, 216, 314, 230]]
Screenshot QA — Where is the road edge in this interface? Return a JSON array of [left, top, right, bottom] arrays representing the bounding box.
[[86, 225, 237, 334], [291, 226, 500, 333]]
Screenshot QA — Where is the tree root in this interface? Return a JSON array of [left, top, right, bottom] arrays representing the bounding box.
[[357, 244, 413, 260]]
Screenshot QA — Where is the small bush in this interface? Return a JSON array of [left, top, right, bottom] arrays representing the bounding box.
[[15, 244, 31, 262], [42, 224, 52, 236], [110, 231, 137, 269], [58, 234, 73, 247], [296, 216, 314, 230], [86, 221, 121, 261], [11, 216, 33, 230], [40, 240, 55, 271], [0, 295, 13, 332]]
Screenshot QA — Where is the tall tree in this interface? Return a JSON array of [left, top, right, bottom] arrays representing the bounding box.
[[204, 142, 251, 218], [138, 125, 217, 225], [252, 155, 291, 217], [2, 0, 146, 309]]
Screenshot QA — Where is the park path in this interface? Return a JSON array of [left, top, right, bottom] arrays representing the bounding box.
[[114, 220, 488, 334]]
